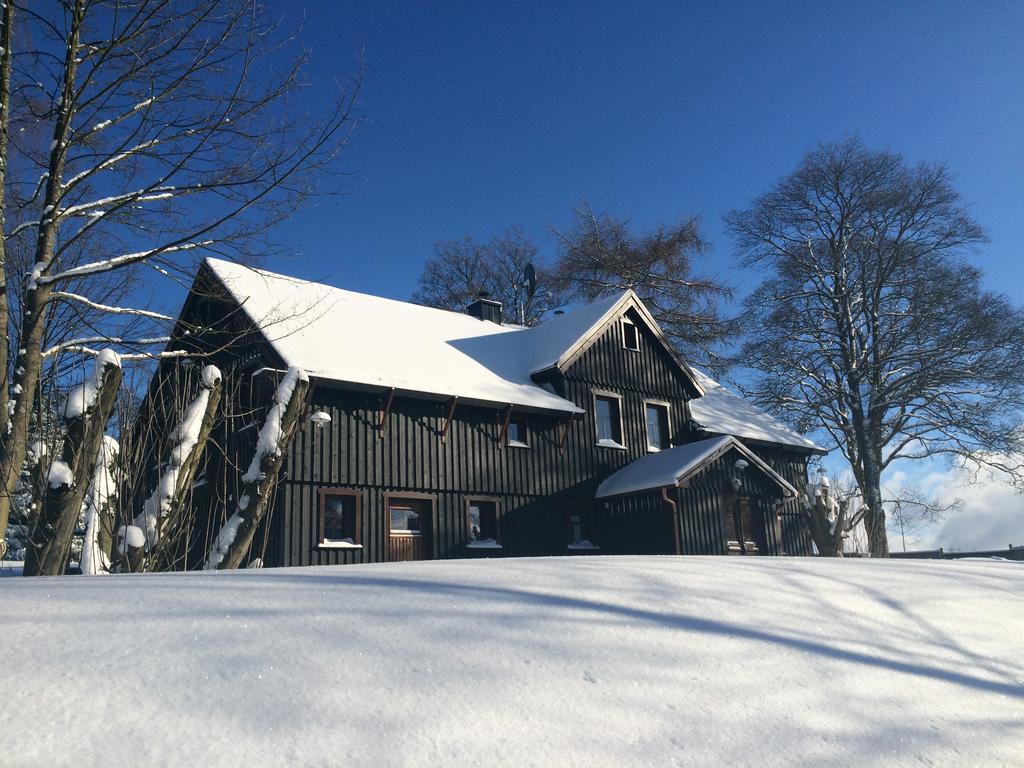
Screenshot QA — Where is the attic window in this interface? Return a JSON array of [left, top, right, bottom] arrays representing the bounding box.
[[622, 320, 640, 351]]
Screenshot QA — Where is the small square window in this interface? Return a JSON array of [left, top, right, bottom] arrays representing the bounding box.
[[319, 489, 361, 545], [594, 394, 624, 446], [645, 402, 670, 451], [507, 416, 528, 447], [622, 320, 640, 351], [390, 505, 422, 533], [467, 499, 500, 545]]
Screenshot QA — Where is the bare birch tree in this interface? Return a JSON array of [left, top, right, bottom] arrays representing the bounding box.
[[727, 139, 1024, 556], [0, 0, 361, 553]]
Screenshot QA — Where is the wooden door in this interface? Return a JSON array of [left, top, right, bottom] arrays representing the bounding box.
[[724, 496, 765, 555], [387, 497, 433, 561]]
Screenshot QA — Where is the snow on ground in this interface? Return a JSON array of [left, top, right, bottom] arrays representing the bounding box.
[[1, 557, 1022, 767]]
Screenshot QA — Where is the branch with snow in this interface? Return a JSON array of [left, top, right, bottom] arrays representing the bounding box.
[[205, 367, 308, 570], [134, 365, 222, 554]]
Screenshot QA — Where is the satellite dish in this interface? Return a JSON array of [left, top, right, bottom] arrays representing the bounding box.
[[524, 263, 537, 299]]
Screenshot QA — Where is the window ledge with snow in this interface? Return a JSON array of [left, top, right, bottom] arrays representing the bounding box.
[[567, 540, 601, 551], [317, 539, 362, 550], [467, 539, 503, 550], [506, 440, 529, 449], [596, 439, 626, 450]]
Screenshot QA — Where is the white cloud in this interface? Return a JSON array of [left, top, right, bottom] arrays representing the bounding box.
[[901, 465, 1024, 553]]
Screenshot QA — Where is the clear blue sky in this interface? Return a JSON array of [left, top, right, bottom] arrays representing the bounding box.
[[271, 0, 1024, 309]]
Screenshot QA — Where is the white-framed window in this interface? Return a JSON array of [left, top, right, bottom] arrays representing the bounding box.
[[644, 401, 671, 452], [593, 391, 625, 448], [622, 319, 640, 351]]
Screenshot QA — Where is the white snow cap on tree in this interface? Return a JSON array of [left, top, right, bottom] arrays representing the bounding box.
[[62, 348, 122, 420], [47, 460, 74, 489], [117, 525, 146, 554]]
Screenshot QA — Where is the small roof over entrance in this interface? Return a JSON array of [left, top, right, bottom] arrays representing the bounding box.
[[595, 435, 800, 499]]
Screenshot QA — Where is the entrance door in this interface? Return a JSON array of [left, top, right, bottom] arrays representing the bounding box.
[[724, 496, 765, 555], [387, 497, 433, 561]]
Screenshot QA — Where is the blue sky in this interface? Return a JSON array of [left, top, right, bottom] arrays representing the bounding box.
[[260, 1, 1023, 549], [273, 0, 1024, 310]]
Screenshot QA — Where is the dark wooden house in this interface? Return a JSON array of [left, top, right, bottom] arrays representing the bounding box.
[[156, 258, 825, 567]]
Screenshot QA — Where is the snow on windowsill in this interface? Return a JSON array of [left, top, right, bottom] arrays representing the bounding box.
[[567, 540, 601, 551], [467, 539, 504, 550], [507, 440, 529, 449], [317, 539, 363, 550], [596, 439, 626, 450]]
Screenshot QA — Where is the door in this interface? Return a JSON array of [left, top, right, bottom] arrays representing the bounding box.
[[724, 496, 765, 555], [387, 497, 433, 561]]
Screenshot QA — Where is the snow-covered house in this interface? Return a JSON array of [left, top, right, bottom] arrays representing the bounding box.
[[152, 258, 824, 567]]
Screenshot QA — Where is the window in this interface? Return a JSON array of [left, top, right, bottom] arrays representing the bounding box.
[[319, 489, 361, 547], [594, 393, 624, 447], [622, 320, 640, 351], [390, 504, 423, 534], [507, 416, 528, 447], [645, 402, 670, 451], [467, 498, 501, 547]]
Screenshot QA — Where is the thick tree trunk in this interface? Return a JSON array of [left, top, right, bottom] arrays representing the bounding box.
[[24, 352, 123, 576], [0, 0, 84, 553], [146, 366, 222, 571], [862, 454, 889, 557], [206, 368, 308, 570]]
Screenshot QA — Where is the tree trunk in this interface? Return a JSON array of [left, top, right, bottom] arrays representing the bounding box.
[[206, 368, 309, 570], [0, 0, 84, 554], [24, 352, 123, 576], [862, 455, 889, 557], [147, 366, 222, 571], [0, 1, 15, 559]]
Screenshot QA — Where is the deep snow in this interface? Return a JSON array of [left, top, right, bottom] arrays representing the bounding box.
[[1, 557, 1021, 767]]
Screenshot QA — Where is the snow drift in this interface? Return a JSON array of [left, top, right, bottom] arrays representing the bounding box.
[[1, 557, 1021, 766]]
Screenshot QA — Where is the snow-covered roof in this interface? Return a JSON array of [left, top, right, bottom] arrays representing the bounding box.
[[204, 258, 584, 413], [596, 435, 799, 498], [689, 369, 825, 454]]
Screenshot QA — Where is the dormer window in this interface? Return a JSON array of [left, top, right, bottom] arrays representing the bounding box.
[[622, 319, 640, 351]]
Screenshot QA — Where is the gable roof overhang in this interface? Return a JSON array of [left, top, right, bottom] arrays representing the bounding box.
[[595, 435, 800, 500], [528, 290, 705, 399]]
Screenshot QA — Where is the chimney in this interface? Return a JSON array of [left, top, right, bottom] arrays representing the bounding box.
[[466, 292, 502, 324]]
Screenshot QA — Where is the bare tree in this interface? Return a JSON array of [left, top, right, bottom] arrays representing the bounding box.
[[413, 228, 561, 326], [727, 139, 1024, 556], [551, 204, 739, 368], [0, 0, 362, 552]]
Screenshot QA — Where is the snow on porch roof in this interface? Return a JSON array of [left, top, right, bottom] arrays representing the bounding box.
[[204, 258, 584, 413], [689, 369, 826, 454], [595, 435, 800, 499]]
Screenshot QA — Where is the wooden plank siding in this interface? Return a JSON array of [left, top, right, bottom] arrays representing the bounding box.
[[141, 266, 816, 568]]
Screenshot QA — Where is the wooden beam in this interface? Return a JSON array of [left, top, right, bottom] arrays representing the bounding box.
[[378, 388, 395, 440], [440, 397, 458, 443], [557, 420, 570, 454], [497, 405, 513, 448]]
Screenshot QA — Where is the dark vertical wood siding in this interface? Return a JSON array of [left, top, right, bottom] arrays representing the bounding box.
[[151, 276, 815, 567]]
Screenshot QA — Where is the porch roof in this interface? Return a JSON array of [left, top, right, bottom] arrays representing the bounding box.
[[595, 435, 800, 499]]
